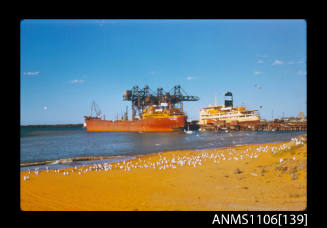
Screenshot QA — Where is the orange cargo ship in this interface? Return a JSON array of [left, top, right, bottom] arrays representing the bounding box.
[[84, 107, 186, 132], [84, 85, 199, 132]]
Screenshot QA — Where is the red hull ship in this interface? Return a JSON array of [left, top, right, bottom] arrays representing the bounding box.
[[84, 85, 199, 132], [84, 116, 186, 132]]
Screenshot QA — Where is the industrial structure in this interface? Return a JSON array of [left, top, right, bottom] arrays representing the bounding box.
[[123, 85, 199, 121], [84, 87, 306, 132]]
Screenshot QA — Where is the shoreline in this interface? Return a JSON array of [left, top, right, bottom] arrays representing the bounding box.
[[21, 135, 307, 211], [20, 135, 304, 170]]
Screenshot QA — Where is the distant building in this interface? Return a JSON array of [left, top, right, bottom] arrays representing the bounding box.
[[298, 112, 305, 119], [298, 112, 306, 122], [280, 112, 306, 123]]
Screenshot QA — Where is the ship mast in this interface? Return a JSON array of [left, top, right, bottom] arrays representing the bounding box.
[[90, 101, 102, 118]]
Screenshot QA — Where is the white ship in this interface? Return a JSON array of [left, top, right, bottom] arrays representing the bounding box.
[[198, 92, 260, 128]]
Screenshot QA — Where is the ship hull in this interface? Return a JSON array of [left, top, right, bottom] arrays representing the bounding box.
[[84, 116, 186, 132]]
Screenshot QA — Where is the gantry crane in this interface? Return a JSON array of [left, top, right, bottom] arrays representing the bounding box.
[[123, 85, 199, 120]]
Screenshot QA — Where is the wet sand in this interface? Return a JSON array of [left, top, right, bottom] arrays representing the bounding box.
[[20, 135, 307, 211]]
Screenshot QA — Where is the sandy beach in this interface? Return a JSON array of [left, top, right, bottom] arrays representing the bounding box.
[[20, 135, 307, 211]]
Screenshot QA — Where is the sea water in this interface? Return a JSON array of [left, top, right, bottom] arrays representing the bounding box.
[[20, 126, 306, 171]]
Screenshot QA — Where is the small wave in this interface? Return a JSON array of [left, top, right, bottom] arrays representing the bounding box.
[[20, 155, 134, 167], [49, 160, 60, 165], [234, 144, 246, 147]]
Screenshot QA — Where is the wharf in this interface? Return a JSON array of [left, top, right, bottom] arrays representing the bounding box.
[[197, 120, 307, 132]]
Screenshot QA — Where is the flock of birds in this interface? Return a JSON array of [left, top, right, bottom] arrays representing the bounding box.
[[23, 136, 306, 181], [291, 136, 305, 145]]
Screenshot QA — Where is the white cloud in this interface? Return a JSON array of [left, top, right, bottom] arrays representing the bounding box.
[[254, 84, 262, 89], [24, 71, 40, 76], [254, 71, 262, 75], [297, 70, 306, 76], [149, 71, 156, 75], [257, 60, 264, 64], [272, 60, 284, 66], [95, 20, 106, 27], [70, 79, 85, 84], [257, 54, 269, 58], [284, 60, 306, 65], [95, 20, 117, 27], [186, 76, 196, 80]]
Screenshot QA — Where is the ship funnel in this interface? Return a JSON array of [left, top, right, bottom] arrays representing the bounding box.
[[224, 91, 233, 107], [123, 90, 132, 100]]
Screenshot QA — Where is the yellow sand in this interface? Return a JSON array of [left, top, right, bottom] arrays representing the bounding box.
[[20, 135, 307, 211]]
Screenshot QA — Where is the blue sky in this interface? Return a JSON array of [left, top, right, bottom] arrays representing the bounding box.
[[20, 19, 306, 125]]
